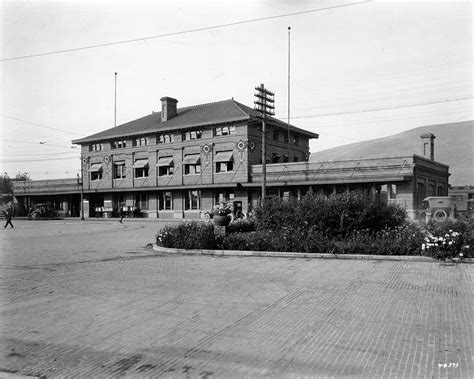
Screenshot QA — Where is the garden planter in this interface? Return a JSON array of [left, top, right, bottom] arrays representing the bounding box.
[[214, 215, 231, 226]]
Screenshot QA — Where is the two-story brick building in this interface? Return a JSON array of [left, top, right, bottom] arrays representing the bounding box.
[[12, 96, 450, 221]]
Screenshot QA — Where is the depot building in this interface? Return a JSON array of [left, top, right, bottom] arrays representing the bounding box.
[[13, 96, 450, 221]]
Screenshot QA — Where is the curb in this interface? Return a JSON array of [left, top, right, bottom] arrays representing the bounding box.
[[152, 244, 474, 263]]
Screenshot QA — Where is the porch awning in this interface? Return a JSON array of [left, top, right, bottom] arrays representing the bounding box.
[[88, 163, 103, 172], [215, 151, 234, 162], [183, 154, 200, 165], [132, 159, 149, 168], [157, 156, 174, 166]]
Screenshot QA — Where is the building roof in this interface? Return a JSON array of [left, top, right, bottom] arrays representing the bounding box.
[[72, 98, 319, 144]]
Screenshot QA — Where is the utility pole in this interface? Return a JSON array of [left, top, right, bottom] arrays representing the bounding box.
[[254, 83, 275, 203], [77, 170, 84, 220], [287, 26, 291, 162]]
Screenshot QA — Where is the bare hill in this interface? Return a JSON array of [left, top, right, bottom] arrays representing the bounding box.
[[310, 121, 473, 186]]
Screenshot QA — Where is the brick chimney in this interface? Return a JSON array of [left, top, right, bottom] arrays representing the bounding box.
[[160, 97, 178, 122], [420, 133, 435, 161]]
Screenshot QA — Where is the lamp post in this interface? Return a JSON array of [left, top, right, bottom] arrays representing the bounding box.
[[77, 171, 84, 220]]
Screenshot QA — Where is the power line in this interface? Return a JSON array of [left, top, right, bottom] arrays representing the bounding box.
[[0, 139, 77, 149], [277, 95, 473, 120], [0, 1, 370, 61], [0, 156, 79, 163], [0, 115, 85, 136], [1, 151, 79, 157]]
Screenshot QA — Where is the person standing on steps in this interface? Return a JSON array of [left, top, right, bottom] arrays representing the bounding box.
[[4, 206, 14, 228]]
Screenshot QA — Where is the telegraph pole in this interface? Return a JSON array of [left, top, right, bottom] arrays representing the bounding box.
[[77, 170, 84, 220], [287, 26, 291, 162], [254, 83, 275, 203]]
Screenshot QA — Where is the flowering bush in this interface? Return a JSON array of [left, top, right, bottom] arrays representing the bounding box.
[[421, 220, 472, 260], [211, 201, 233, 216]]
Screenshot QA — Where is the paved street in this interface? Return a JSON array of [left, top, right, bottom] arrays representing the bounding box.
[[1, 220, 473, 378]]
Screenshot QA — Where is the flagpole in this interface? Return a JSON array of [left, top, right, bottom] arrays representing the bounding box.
[[114, 72, 117, 127]]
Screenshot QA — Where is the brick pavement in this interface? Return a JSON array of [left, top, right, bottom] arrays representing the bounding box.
[[0, 220, 473, 378]]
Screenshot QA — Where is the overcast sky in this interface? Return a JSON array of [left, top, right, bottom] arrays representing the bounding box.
[[1, 0, 472, 180]]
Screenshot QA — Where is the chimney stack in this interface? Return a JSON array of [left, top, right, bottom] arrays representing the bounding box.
[[420, 133, 435, 161], [160, 97, 178, 122]]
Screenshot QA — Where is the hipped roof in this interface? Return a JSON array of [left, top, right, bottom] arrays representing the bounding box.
[[72, 98, 319, 144]]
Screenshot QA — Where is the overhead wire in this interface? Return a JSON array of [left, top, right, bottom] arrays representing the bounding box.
[[276, 95, 473, 120], [0, 139, 77, 149], [0, 1, 370, 61], [0, 115, 86, 137]]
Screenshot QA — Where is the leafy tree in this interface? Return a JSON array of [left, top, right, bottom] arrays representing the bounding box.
[[15, 172, 30, 181], [0, 173, 12, 194]]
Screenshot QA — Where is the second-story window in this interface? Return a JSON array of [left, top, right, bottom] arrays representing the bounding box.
[[273, 129, 279, 141], [157, 156, 174, 176], [183, 129, 202, 141], [112, 140, 126, 149], [89, 143, 103, 152], [293, 134, 299, 146], [183, 154, 201, 175], [133, 159, 149, 178], [113, 162, 126, 179], [215, 151, 234, 173], [157, 133, 174, 144], [214, 125, 235, 137], [89, 163, 103, 181], [133, 136, 149, 147]]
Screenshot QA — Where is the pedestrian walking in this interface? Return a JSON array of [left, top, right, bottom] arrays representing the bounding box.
[[4, 206, 14, 228], [119, 204, 125, 223]]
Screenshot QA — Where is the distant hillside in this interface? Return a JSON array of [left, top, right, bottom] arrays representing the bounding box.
[[310, 121, 473, 186]]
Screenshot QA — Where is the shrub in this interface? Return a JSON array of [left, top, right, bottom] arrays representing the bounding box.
[[215, 227, 335, 253], [337, 223, 425, 255], [421, 219, 472, 260], [216, 231, 273, 251], [226, 218, 256, 234], [156, 221, 215, 249], [254, 192, 407, 239]]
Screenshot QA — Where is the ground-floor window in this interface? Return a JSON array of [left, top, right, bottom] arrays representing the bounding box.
[[135, 192, 149, 210], [417, 182, 426, 208], [113, 193, 126, 209], [159, 191, 173, 210], [185, 190, 200, 210], [215, 190, 234, 203]]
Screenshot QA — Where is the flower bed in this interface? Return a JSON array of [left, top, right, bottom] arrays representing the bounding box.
[[156, 194, 472, 259]]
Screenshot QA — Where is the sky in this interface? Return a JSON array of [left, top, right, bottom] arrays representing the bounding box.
[[1, 0, 472, 180]]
